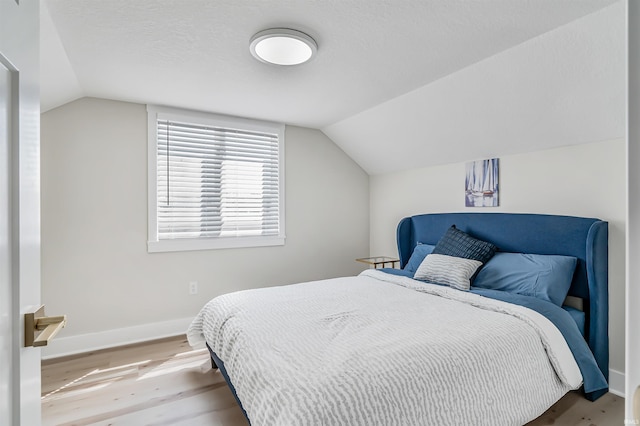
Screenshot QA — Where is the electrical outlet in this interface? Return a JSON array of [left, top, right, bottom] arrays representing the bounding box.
[[189, 281, 198, 295]]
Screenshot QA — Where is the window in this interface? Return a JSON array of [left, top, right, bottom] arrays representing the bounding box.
[[147, 105, 285, 252]]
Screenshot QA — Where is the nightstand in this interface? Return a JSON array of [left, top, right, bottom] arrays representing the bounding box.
[[356, 256, 400, 269]]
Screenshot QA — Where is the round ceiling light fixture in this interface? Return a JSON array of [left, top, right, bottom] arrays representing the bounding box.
[[250, 28, 317, 66]]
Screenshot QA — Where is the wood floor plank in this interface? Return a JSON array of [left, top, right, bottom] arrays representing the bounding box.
[[93, 389, 246, 426], [525, 391, 624, 425], [42, 335, 624, 426]]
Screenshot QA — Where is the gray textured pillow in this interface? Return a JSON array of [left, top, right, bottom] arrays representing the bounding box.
[[414, 254, 483, 291]]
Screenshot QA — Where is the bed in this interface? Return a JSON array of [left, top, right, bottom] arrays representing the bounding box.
[[187, 212, 609, 425]]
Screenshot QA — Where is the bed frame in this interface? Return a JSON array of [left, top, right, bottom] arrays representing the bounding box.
[[207, 212, 609, 419], [397, 212, 609, 400]]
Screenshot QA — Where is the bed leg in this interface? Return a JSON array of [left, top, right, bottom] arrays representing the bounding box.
[[211, 356, 218, 370]]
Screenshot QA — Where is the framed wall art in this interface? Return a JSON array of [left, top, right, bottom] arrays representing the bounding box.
[[465, 158, 499, 207]]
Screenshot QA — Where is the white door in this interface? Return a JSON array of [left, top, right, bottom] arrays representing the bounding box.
[[0, 1, 42, 425]]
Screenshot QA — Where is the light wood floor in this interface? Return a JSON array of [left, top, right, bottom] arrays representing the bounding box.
[[42, 335, 624, 426]]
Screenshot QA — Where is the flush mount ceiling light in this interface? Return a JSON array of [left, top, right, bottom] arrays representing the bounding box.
[[250, 28, 317, 66]]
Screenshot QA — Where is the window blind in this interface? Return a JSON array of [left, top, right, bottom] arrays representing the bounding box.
[[156, 118, 281, 240]]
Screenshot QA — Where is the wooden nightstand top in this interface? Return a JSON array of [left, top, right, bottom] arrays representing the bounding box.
[[356, 256, 400, 269]]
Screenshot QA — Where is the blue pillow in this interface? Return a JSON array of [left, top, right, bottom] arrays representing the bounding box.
[[472, 252, 578, 306], [404, 243, 435, 274], [432, 225, 498, 265]]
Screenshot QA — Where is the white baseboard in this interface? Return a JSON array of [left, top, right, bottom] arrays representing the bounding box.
[[609, 368, 625, 397], [41, 317, 194, 360]]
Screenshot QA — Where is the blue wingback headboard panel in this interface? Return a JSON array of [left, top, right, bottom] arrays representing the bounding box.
[[396, 212, 609, 399]]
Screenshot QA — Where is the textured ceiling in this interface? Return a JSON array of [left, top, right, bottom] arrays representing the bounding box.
[[41, 0, 623, 174]]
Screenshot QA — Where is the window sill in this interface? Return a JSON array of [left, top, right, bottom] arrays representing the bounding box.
[[147, 235, 285, 253]]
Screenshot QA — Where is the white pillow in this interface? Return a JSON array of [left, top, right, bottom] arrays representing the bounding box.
[[413, 254, 483, 291]]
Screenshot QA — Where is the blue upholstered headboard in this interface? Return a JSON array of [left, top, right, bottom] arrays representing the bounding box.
[[396, 213, 608, 400]]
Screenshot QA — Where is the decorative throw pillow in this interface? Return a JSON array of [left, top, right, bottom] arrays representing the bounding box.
[[414, 254, 483, 291], [404, 243, 436, 274], [432, 225, 498, 266]]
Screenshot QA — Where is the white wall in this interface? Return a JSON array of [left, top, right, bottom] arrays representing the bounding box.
[[370, 139, 626, 386], [40, 97, 369, 356]]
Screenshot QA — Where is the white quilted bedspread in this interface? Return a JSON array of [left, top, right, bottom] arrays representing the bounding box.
[[187, 270, 582, 426]]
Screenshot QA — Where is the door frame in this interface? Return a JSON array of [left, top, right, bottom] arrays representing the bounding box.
[[0, 0, 42, 425]]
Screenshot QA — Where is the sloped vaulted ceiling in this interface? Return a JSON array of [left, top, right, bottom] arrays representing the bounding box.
[[324, 1, 625, 174], [41, 0, 624, 175]]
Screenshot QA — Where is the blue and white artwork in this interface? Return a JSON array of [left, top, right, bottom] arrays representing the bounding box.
[[465, 158, 499, 207]]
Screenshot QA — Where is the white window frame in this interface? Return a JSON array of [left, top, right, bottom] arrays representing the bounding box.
[[147, 105, 285, 253]]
